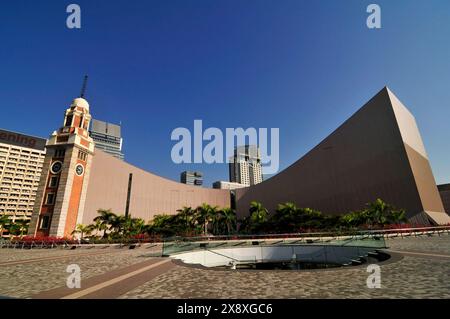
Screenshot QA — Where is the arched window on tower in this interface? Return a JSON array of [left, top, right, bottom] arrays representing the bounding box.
[[65, 115, 73, 127]]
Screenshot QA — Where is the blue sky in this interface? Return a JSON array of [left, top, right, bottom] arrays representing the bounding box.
[[0, 0, 449, 186]]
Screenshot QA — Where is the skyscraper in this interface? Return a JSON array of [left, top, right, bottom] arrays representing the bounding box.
[[180, 171, 203, 186], [0, 129, 46, 235], [89, 119, 124, 160], [229, 145, 263, 186]]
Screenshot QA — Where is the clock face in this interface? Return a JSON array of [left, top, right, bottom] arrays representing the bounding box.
[[50, 161, 63, 174], [75, 164, 84, 176]]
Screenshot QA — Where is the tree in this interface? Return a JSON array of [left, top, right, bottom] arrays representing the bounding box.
[[8, 219, 29, 238], [365, 198, 407, 226], [91, 219, 108, 239], [195, 204, 219, 235], [0, 215, 10, 238], [271, 202, 300, 232], [176, 206, 198, 234], [71, 224, 92, 240], [123, 217, 146, 236], [340, 211, 367, 228], [147, 214, 178, 237], [110, 215, 128, 237], [249, 201, 269, 224], [340, 199, 407, 228], [220, 208, 236, 235], [93, 209, 117, 238], [239, 201, 269, 234]]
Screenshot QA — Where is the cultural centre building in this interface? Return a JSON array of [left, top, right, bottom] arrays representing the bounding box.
[[26, 87, 450, 237]]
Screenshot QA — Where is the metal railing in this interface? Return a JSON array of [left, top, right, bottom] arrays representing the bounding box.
[[161, 225, 450, 256], [162, 233, 388, 256], [2, 225, 449, 250]]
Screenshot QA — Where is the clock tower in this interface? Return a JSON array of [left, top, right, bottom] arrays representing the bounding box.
[[29, 84, 95, 237]]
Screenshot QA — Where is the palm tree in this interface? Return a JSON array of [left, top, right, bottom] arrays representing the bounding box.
[[195, 204, 219, 235], [220, 208, 236, 235], [71, 224, 92, 240], [111, 215, 128, 236], [93, 209, 117, 238], [249, 201, 269, 224], [123, 217, 146, 236], [91, 219, 108, 238], [177, 206, 196, 234], [0, 215, 10, 238], [212, 210, 224, 235], [272, 202, 299, 232], [147, 214, 177, 237], [275, 202, 298, 216], [239, 201, 269, 234]]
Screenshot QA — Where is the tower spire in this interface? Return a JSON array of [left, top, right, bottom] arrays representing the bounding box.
[[80, 75, 88, 98]]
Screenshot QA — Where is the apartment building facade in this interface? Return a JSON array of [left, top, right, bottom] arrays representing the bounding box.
[[0, 129, 46, 233]]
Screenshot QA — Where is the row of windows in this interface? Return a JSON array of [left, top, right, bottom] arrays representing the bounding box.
[[0, 206, 32, 210], [0, 166, 42, 172], [0, 195, 36, 200], [1, 165, 40, 171], [0, 185, 31, 194], [65, 114, 89, 130], [0, 170, 37, 176], [54, 149, 66, 158], [78, 150, 87, 161], [0, 210, 33, 215], [3, 150, 44, 157], [0, 194, 36, 198], [0, 177, 38, 183], [0, 193, 33, 198], [0, 159, 42, 165], [0, 182, 35, 188]]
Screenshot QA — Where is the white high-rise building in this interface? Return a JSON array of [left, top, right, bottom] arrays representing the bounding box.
[[229, 145, 263, 186], [0, 129, 46, 233], [89, 119, 124, 160]]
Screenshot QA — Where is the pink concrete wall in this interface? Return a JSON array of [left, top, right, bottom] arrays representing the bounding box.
[[81, 150, 230, 224]]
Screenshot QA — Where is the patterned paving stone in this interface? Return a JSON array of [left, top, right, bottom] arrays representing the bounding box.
[[0, 235, 449, 298], [119, 235, 450, 299], [0, 247, 160, 298]]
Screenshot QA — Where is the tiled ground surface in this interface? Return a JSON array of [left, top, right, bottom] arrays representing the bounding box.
[[0, 246, 161, 298], [0, 235, 449, 298], [121, 234, 450, 299], [119, 255, 450, 298]]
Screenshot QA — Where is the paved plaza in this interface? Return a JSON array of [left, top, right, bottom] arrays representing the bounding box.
[[1, 234, 449, 299]]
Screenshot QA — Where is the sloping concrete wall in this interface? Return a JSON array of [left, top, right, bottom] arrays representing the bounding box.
[[81, 150, 230, 224], [236, 87, 449, 225]]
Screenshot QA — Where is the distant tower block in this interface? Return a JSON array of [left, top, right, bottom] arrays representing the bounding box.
[[89, 119, 124, 160], [229, 145, 263, 186], [28, 80, 95, 237]]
